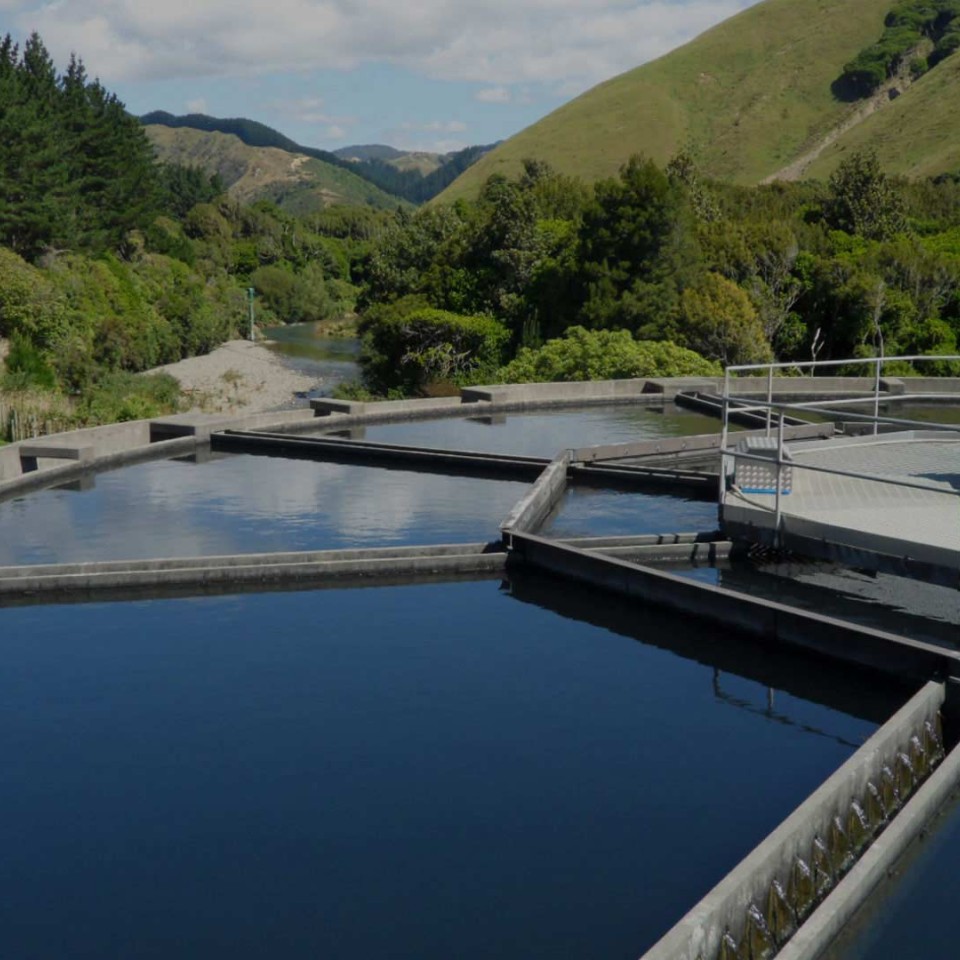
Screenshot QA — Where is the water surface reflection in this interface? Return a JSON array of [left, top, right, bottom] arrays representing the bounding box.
[[0, 453, 527, 564], [669, 561, 960, 650], [0, 577, 905, 959], [541, 487, 719, 538], [317, 403, 725, 459]]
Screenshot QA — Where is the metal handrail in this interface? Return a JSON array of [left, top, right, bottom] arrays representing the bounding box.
[[724, 354, 960, 375], [722, 397, 960, 433], [718, 355, 960, 545]]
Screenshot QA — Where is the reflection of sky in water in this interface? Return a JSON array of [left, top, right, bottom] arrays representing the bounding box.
[[316, 403, 725, 458], [0, 454, 529, 564], [0, 581, 885, 960], [541, 487, 719, 538], [0, 405, 729, 564]]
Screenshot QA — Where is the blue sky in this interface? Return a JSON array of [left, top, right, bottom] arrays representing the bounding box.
[[0, 1, 758, 153]]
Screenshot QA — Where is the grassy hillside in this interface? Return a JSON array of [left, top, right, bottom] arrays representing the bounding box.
[[146, 126, 404, 211], [441, 0, 932, 199], [144, 113, 491, 203]]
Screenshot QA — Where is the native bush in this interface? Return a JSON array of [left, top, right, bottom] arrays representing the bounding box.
[[360, 304, 509, 394], [3, 332, 56, 388], [250, 262, 338, 324], [74, 370, 181, 424], [679, 272, 774, 366], [931, 20, 960, 64], [0, 247, 67, 346], [840, 26, 922, 96], [497, 326, 719, 383], [840, 0, 960, 96]]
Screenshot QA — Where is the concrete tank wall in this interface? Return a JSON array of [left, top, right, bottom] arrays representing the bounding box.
[[640, 682, 949, 960], [500, 452, 570, 534]]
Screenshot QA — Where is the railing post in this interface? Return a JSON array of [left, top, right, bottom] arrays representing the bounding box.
[[766, 366, 774, 438], [719, 367, 731, 513], [774, 414, 785, 549], [873, 356, 882, 436]]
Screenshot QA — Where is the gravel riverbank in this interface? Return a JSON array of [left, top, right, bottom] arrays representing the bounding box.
[[148, 340, 321, 414]]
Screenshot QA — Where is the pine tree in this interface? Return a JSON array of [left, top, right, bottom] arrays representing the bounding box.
[[0, 35, 70, 258], [0, 33, 161, 259]]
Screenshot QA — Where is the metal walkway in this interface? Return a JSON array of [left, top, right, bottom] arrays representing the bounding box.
[[725, 434, 960, 573], [716, 354, 960, 586]]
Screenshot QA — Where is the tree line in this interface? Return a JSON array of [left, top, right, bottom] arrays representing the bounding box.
[[5, 32, 960, 419], [0, 34, 383, 429], [351, 150, 960, 394]]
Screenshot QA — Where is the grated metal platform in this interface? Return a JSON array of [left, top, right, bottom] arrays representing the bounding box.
[[722, 432, 960, 582]]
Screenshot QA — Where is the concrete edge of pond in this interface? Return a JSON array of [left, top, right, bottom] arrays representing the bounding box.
[[0, 541, 502, 578], [776, 712, 960, 960], [0, 542, 507, 598], [499, 452, 571, 534], [1, 373, 922, 492], [1, 380, 664, 489], [504, 531, 960, 682], [638, 681, 952, 960]]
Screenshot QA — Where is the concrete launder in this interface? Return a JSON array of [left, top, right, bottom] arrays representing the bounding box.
[[639, 681, 947, 960]]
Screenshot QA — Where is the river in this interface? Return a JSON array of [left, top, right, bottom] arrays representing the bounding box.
[[262, 322, 361, 396]]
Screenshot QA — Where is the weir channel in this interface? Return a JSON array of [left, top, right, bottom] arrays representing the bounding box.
[[1, 375, 959, 959]]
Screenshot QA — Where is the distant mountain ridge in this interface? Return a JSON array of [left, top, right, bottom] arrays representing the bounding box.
[[334, 144, 407, 163], [141, 112, 495, 204], [442, 0, 960, 200], [144, 124, 404, 213]]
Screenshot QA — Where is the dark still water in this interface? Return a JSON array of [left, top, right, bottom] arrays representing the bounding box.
[[541, 487, 719, 538], [317, 403, 725, 459], [0, 576, 906, 959], [668, 562, 960, 650], [0, 453, 528, 564]]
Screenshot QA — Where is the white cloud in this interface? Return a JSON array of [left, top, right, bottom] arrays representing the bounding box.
[[475, 86, 511, 103], [6, 1, 758, 93], [268, 96, 357, 133], [186, 97, 207, 113], [401, 119, 468, 133], [385, 118, 469, 151]]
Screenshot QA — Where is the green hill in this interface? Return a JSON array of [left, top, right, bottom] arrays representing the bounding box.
[[442, 0, 960, 199], [143, 112, 492, 203], [145, 125, 405, 212]]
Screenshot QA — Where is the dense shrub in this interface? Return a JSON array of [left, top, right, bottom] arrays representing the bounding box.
[[497, 326, 719, 383], [841, 26, 922, 96], [74, 371, 181, 424], [840, 0, 960, 96], [931, 21, 960, 64], [361, 305, 510, 394], [679, 273, 774, 366], [0, 247, 66, 346], [250, 262, 337, 324], [3, 332, 56, 388]]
